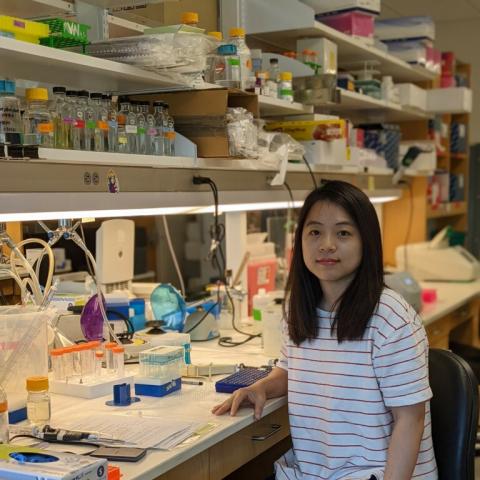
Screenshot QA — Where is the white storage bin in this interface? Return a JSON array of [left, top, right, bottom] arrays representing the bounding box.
[[300, 0, 380, 15], [396, 83, 427, 111], [302, 138, 348, 165], [426, 87, 472, 114]]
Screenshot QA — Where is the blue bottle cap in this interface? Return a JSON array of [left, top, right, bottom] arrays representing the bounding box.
[[218, 44, 237, 56], [0, 79, 15, 95]]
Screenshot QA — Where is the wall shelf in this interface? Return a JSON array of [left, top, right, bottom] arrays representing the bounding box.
[[0, 36, 194, 93], [323, 89, 430, 122], [427, 202, 467, 219], [0, 0, 74, 18], [248, 23, 436, 83], [258, 95, 313, 116]]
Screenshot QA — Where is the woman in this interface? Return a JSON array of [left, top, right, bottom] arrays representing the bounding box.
[[213, 181, 437, 479]]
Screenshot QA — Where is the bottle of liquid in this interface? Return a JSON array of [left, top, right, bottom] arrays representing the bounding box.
[[205, 31, 223, 83], [250, 48, 263, 75], [127, 101, 138, 154], [228, 27, 252, 90], [26, 376, 51, 428], [90, 93, 107, 152], [0, 386, 9, 443], [279, 71, 294, 102], [163, 102, 175, 156], [0, 79, 22, 146], [23, 88, 54, 147], [252, 288, 272, 335], [144, 102, 156, 155], [152, 101, 165, 156], [50, 86, 66, 148], [215, 44, 241, 89], [266, 58, 280, 98], [60, 90, 76, 149], [116, 97, 130, 153], [104, 94, 117, 153], [72, 90, 88, 150], [135, 101, 147, 155], [84, 91, 97, 151], [180, 11, 199, 27]]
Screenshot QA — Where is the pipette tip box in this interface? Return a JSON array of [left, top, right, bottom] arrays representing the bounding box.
[[134, 377, 181, 397]]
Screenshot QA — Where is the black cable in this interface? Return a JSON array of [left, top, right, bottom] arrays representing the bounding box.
[[302, 155, 318, 189], [283, 181, 295, 207], [106, 308, 134, 338], [401, 180, 414, 271], [184, 301, 218, 335]]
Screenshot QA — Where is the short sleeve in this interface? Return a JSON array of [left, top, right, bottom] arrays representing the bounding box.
[[373, 313, 432, 408], [276, 318, 289, 371]]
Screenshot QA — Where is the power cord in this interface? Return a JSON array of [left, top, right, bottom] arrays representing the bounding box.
[[400, 179, 414, 271], [302, 155, 318, 189], [193, 176, 259, 346]]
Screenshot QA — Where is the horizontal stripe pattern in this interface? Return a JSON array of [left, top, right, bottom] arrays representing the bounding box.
[[275, 288, 437, 479]]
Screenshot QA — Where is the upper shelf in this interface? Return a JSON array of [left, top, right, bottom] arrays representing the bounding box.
[[323, 89, 430, 122], [0, 36, 193, 93], [79, 0, 177, 7], [248, 22, 436, 83], [258, 95, 313, 116], [0, 0, 74, 18]]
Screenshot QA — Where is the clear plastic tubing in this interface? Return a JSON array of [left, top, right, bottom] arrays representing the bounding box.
[[95, 350, 104, 378], [50, 348, 64, 381], [112, 346, 125, 377]]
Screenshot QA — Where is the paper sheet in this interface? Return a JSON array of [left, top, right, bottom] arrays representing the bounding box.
[[53, 414, 199, 450]]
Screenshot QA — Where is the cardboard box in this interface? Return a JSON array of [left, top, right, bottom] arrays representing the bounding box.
[[426, 87, 472, 114], [132, 89, 258, 157], [396, 83, 427, 111], [265, 119, 346, 141]]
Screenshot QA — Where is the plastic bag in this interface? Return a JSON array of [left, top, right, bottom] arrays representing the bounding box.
[[226, 107, 258, 158]]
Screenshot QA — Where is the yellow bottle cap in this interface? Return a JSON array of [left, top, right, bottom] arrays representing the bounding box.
[[229, 27, 245, 37], [25, 88, 48, 102], [280, 71, 293, 81], [208, 31, 223, 41], [26, 376, 49, 392], [0, 401, 7, 413], [181, 12, 199, 25]]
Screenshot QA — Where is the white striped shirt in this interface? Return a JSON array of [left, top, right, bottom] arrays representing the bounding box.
[[275, 288, 438, 480]]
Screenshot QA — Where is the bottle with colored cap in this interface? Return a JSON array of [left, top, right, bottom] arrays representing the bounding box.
[[180, 12, 199, 27], [0, 79, 22, 146], [228, 27, 252, 90], [23, 88, 54, 147], [279, 72, 294, 102], [0, 386, 9, 443], [26, 376, 51, 427], [215, 44, 241, 89]]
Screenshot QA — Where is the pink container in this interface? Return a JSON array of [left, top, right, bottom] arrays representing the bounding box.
[[422, 289, 437, 304], [247, 258, 277, 314], [440, 75, 456, 88], [318, 11, 375, 39]]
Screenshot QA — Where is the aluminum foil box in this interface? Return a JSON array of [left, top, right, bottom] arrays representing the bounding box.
[[0, 444, 107, 480]]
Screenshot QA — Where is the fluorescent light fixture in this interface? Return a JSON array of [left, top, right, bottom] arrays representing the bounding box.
[[191, 201, 305, 214], [369, 195, 400, 204], [0, 206, 196, 222]]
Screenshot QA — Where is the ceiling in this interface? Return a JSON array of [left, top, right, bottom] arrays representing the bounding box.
[[382, 0, 480, 22]]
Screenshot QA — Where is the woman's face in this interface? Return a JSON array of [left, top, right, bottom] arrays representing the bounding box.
[[302, 200, 362, 292]]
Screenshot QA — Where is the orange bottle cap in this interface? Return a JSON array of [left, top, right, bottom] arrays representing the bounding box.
[[26, 376, 49, 392]]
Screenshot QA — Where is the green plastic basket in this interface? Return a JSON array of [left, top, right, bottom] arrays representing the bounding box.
[[38, 18, 90, 52]]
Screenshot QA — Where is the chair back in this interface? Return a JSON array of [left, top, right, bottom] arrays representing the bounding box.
[[429, 348, 479, 480]]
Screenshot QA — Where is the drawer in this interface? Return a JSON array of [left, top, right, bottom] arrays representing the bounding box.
[[209, 405, 290, 480]]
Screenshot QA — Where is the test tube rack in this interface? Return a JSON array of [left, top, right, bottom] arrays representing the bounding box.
[[49, 373, 135, 399]]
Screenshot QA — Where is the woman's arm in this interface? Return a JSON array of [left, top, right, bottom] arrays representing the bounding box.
[[212, 367, 288, 420], [384, 402, 426, 480]]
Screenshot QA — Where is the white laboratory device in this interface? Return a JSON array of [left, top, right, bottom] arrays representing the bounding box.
[[96, 219, 135, 293], [395, 227, 480, 282]]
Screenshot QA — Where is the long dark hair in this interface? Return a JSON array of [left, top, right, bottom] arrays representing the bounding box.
[[285, 180, 384, 344]]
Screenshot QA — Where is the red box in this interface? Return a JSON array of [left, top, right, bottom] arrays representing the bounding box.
[[247, 258, 277, 313], [441, 51, 456, 77], [440, 75, 456, 88]]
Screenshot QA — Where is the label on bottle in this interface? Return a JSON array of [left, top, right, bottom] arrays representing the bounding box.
[[137, 127, 146, 135], [165, 131, 176, 140], [108, 120, 118, 128], [147, 128, 157, 136], [86, 120, 96, 130], [117, 115, 126, 126], [118, 135, 128, 145], [74, 119, 85, 129], [63, 116, 74, 125], [126, 125, 137, 134], [97, 120, 109, 131], [37, 123, 53, 133]]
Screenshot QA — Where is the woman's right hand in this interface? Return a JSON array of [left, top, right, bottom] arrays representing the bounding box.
[[211, 384, 267, 420]]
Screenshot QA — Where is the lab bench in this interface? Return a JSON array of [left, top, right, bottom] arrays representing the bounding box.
[[30, 281, 480, 480]]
